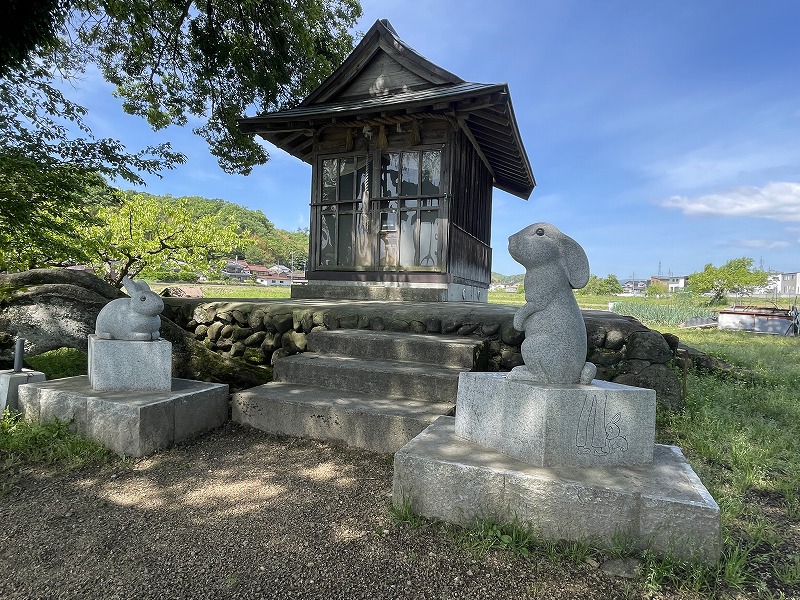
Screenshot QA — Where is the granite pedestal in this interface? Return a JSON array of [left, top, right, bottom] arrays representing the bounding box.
[[393, 371, 721, 564], [18, 376, 229, 456], [456, 372, 656, 468], [393, 416, 721, 563], [88, 334, 172, 392], [0, 369, 46, 412]]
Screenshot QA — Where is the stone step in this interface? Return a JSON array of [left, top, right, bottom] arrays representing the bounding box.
[[307, 329, 486, 370], [273, 353, 465, 404], [232, 382, 454, 454]]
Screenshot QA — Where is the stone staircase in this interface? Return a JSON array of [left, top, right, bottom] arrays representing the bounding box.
[[231, 329, 486, 453]]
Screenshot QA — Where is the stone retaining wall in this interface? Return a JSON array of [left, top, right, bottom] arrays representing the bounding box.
[[163, 299, 683, 410]]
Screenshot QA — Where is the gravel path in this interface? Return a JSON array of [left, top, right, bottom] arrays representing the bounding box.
[[0, 423, 702, 599]]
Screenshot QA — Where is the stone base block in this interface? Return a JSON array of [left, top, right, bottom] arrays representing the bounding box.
[[455, 372, 656, 467], [88, 334, 172, 392], [0, 370, 46, 412], [291, 281, 488, 302], [18, 376, 228, 457], [393, 417, 721, 564]]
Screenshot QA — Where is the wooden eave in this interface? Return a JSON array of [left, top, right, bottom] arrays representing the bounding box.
[[237, 19, 535, 199]]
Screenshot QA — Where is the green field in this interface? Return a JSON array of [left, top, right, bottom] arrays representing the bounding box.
[[154, 282, 292, 299]]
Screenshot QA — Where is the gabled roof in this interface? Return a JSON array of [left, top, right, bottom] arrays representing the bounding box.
[[238, 19, 535, 199]]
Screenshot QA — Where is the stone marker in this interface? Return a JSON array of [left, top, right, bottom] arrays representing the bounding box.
[[393, 417, 721, 563], [19, 376, 228, 457], [0, 336, 46, 411], [0, 369, 46, 412]]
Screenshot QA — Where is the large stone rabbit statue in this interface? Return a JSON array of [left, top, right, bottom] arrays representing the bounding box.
[[508, 222, 596, 385]]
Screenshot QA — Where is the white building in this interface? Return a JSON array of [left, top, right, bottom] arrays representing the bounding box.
[[776, 272, 800, 296], [650, 275, 687, 293]]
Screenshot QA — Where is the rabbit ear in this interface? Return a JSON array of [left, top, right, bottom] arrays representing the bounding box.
[[559, 234, 590, 289], [121, 277, 137, 295], [612, 413, 621, 423]]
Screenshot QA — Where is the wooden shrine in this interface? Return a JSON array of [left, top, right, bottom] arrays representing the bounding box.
[[238, 19, 535, 302]]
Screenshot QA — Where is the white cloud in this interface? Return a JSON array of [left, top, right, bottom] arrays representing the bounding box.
[[646, 143, 800, 190], [661, 181, 800, 221], [735, 240, 791, 249]]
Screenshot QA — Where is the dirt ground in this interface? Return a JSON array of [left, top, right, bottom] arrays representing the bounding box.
[[0, 423, 742, 599]]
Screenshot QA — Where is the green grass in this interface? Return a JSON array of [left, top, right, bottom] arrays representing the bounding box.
[[193, 284, 292, 299], [452, 519, 537, 558], [0, 409, 118, 473], [487, 290, 525, 306], [25, 347, 88, 379], [389, 497, 429, 528], [611, 297, 717, 327], [645, 328, 798, 596], [150, 280, 292, 299]]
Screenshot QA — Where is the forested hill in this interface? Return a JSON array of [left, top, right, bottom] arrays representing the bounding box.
[[491, 272, 524, 284], [123, 191, 309, 270]]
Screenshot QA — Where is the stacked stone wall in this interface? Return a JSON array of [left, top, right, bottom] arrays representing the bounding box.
[[164, 300, 684, 410]]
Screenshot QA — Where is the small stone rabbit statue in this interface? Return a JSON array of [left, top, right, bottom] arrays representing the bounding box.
[[95, 277, 164, 341]]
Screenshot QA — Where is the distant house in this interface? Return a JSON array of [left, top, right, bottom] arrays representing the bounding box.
[[256, 274, 293, 287], [650, 275, 687, 293], [221, 260, 251, 282], [621, 279, 648, 295], [223, 261, 292, 282], [262, 264, 292, 276], [247, 264, 272, 279]]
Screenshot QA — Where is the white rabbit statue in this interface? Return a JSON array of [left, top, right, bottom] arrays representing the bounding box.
[[508, 222, 596, 385], [95, 277, 164, 341]]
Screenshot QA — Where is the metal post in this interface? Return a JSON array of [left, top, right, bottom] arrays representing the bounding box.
[[13, 338, 24, 373]]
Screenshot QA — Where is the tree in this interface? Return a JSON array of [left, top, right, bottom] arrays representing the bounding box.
[[688, 258, 769, 303], [646, 281, 669, 297], [71, 0, 362, 173], [577, 274, 623, 296], [1, 1, 359, 271], [603, 274, 624, 295], [1, 56, 183, 267], [0, 165, 112, 272], [0, 0, 68, 76], [85, 194, 240, 286]]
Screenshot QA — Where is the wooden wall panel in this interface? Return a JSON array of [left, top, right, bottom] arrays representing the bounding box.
[[450, 129, 493, 244], [337, 53, 430, 100]]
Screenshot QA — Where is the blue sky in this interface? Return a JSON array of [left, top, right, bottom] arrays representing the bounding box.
[[69, 0, 800, 279]]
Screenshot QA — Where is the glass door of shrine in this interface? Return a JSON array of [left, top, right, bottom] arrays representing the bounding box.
[[317, 146, 445, 272]]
